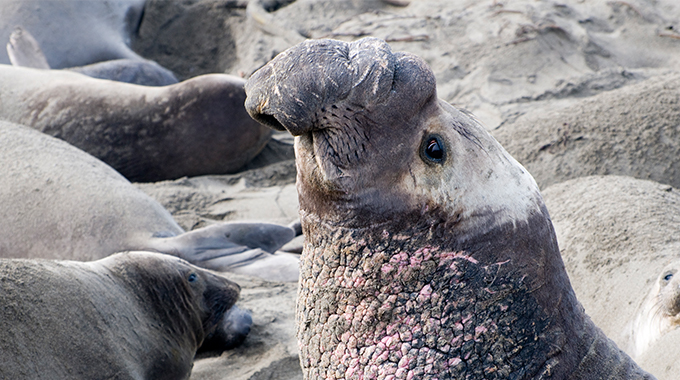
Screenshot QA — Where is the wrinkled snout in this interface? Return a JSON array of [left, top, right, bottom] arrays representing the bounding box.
[[244, 37, 436, 137]]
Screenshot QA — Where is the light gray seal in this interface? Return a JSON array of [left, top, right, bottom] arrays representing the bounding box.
[[0, 64, 271, 182], [245, 38, 654, 379], [0, 120, 295, 280], [0, 0, 146, 68], [0, 251, 242, 379], [6, 26, 178, 86]]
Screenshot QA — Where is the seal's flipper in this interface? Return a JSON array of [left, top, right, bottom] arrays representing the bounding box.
[[195, 248, 268, 271], [146, 221, 295, 267], [206, 252, 300, 282], [6, 26, 50, 69]]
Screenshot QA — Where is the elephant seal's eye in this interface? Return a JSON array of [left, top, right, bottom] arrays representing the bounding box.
[[421, 134, 445, 164], [664, 272, 674, 282], [188, 273, 198, 283]]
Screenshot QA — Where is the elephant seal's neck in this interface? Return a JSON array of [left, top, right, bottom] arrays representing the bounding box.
[[296, 208, 622, 379]]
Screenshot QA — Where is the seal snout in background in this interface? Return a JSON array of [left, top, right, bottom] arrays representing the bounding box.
[[245, 37, 655, 379], [630, 260, 680, 358], [0, 251, 250, 379]]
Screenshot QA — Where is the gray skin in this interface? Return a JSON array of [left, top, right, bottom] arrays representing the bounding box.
[[0, 121, 293, 277], [245, 38, 654, 379], [0, 251, 241, 380], [6, 26, 178, 86], [0, 0, 146, 68], [0, 65, 271, 182]]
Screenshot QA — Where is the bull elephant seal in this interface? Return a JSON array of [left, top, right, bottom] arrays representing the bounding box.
[[629, 260, 680, 358], [0, 121, 296, 281], [0, 251, 243, 379], [6, 26, 178, 86], [245, 38, 653, 379], [0, 65, 271, 181]]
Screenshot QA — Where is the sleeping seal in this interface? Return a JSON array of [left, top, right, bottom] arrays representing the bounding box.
[[245, 38, 653, 379], [0, 64, 271, 182], [0, 121, 296, 280], [0, 251, 242, 379]]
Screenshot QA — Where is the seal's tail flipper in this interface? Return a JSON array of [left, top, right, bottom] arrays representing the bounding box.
[[146, 221, 298, 280], [6, 26, 50, 69]]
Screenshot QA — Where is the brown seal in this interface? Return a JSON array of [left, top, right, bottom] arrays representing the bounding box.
[[245, 38, 653, 379], [0, 64, 271, 182], [0, 251, 241, 379]]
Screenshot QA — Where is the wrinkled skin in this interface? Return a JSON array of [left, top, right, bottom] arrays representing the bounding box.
[[245, 38, 654, 379]]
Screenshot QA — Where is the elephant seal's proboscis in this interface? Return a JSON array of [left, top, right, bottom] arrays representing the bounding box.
[[245, 38, 654, 379]]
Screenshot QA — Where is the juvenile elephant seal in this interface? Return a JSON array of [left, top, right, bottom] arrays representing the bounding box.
[[0, 64, 271, 181], [0, 121, 295, 279], [245, 38, 653, 379], [0, 251, 242, 379], [629, 260, 680, 358]]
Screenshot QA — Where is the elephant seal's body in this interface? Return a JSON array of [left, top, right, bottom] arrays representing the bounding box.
[[0, 0, 145, 68], [6, 26, 178, 86], [0, 121, 294, 278], [0, 65, 270, 182], [0, 251, 240, 379], [245, 38, 653, 379]]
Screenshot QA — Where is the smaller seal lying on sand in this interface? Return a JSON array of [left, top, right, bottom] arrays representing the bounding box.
[[0, 121, 296, 282], [245, 37, 653, 379], [629, 260, 680, 358], [0, 251, 245, 379], [0, 65, 271, 182]]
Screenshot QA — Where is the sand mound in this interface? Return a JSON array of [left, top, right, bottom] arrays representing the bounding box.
[[493, 73, 680, 189]]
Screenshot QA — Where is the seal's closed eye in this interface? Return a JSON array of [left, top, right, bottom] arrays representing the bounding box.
[[663, 272, 674, 282], [188, 273, 198, 283]]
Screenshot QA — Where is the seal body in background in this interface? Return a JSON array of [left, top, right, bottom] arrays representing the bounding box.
[[0, 0, 145, 68], [0, 121, 294, 278], [245, 38, 654, 379], [0, 251, 240, 379], [0, 66, 271, 182]]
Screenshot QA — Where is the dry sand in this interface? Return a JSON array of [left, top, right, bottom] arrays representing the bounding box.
[[128, 1, 680, 379]]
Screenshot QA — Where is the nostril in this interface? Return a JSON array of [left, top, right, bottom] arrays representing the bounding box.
[[255, 112, 286, 131]]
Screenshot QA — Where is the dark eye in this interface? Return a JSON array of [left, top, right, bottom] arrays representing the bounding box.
[[420, 134, 446, 164], [188, 273, 198, 283], [664, 272, 674, 282]]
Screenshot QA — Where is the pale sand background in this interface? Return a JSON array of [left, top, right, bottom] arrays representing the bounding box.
[[128, 1, 680, 378]]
